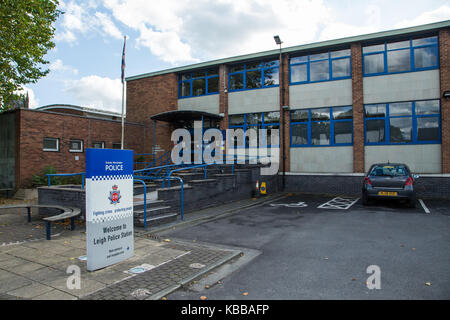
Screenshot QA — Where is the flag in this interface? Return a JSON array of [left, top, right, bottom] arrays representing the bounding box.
[[121, 36, 126, 83]]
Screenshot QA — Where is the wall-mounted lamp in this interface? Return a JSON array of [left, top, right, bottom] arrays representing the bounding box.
[[443, 90, 450, 98]]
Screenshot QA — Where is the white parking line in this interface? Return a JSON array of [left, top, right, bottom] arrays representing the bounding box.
[[419, 199, 431, 214], [317, 197, 359, 210]]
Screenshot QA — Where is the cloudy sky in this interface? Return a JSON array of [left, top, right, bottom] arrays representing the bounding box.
[[25, 0, 450, 112]]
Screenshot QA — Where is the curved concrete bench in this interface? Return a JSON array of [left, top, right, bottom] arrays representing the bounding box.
[[0, 204, 81, 240]]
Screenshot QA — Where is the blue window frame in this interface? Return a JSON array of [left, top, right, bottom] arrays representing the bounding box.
[[228, 112, 280, 148], [228, 60, 279, 92], [362, 35, 439, 76], [364, 99, 441, 145], [178, 69, 219, 98], [289, 49, 351, 85], [290, 106, 353, 147]]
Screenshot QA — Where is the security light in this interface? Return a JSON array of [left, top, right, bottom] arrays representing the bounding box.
[[274, 35, 282, 45], [443, 91, 450, 98]]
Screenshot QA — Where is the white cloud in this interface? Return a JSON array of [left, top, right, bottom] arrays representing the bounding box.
[[394, 5, 450, 29], [50, 59, 79, 75], [64, 75, 122, 112], [95, 12, 123, 40]]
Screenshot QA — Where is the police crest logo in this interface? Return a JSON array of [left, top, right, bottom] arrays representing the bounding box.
[[108, 185, 122, 205]]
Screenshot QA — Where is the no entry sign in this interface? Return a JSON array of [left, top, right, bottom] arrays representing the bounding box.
[[85, 149, 134, 271]]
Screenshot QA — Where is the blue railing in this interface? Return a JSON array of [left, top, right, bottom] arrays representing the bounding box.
[[46, 173, 86, 189]]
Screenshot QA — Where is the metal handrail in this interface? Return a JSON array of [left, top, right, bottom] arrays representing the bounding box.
[[134, 179, 148, 229], [164, 163, 217, 187], [46, 173, 86, 189]]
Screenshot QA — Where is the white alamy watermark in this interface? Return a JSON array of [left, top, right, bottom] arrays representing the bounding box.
[[66, 265, 81, 290], [171, 121, 280, 176], [366, 265, 381, 290]]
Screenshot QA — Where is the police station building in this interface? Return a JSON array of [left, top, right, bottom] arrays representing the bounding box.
[[125, 21, 450, 197]]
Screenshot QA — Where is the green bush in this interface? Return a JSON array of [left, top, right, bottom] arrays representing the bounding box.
[[31, 166, 83, 187]]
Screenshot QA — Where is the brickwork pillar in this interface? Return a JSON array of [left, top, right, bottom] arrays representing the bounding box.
[[439, 28, 450, 173], [351, 43, 365, 173]]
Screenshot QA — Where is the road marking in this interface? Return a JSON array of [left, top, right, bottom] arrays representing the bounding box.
[[419, 199, 430, 214], [270, 202, 308, 208], [317, 197, 359, 210]]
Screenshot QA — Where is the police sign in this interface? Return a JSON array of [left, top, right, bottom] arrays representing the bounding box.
[[85, 149, 134, 271]]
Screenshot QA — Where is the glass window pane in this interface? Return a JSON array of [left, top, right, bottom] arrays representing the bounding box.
[[230, 73, 244, 90], [246, 62, 261, 70], [310, 60, 329, 81], [230, 64, 245, 73], [311, 122, 330, 145], [334, 121, 352, 144], [331, 58, 350, 78], [387, 49, 411, 73], [389, 102, 412, 116], [180, 81, 191, 97], [263, 111, 280, 123], [414, 46, 438, 69], [246, 113, 262, 125], [192, 71, 206, 78], [413, 36, 438, 47], [229, 114, 245, 126], [207, 68, 219, 76], [263, 60, 279, 68], [291, 109, 309, 122], [311, 108, 330, 121], [363, 44, 385, 54], [366, 119, 385, 143], [43, 138, 58, 150], [389, 117, 412, 143], [263, 67, 279, 86], [333, 106, 353, 120], [291, 123, 308, 145], [387, 40, 410, 50], [70, 140, 83, 151], [330, 49, 351, 58], [181, 73, 191, 80], [364, 53, 384, 74], [365, 104, 386, 118], [207, 76, 219, 93], [265, 125, 280, 146], [290, 64, 307, 83], [245, 70, 262, 89], [310, 52, 328, 61], [415, 100, 440, 115], [290, 56, 308, 64], [192, 78, 206, 96], [417, 117, 440, 141]]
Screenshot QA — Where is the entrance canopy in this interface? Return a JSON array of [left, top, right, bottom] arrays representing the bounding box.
[[150, 110, 223, 124]]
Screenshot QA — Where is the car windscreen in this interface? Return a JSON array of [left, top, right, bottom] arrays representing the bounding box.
[[369, 165, 408, 177]]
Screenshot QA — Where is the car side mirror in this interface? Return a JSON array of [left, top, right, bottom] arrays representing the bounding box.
[[413, 174, 420, 179]]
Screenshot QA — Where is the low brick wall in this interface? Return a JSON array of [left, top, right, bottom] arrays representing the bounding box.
[[283, 174, 450, 199], [38, 185, 86, 218]]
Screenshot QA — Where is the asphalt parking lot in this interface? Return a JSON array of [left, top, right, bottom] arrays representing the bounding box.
[[164, 193, 450, 300]]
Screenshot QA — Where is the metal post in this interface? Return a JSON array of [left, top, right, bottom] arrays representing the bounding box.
[[70, 217, 75, 231], [152, 120, 156, 167], [46, 221, 51, 240], [279, 42, 286, 191], [27, 207, 31, 223]]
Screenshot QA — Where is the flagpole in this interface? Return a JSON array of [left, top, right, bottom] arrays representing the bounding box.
[[121, 35, 126, 150]]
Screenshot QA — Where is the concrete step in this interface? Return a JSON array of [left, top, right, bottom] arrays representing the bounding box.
[[134, 205, 172, 218], [137, 212, 178, 227], [133, 199, 165, 211]]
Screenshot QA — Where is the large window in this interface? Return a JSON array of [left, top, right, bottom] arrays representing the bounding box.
[[179, 69, 219, 98], [290, 106, 353, 147], [228, 111, 280, 147], [363, 35, 438, 76], [43, 137, 59, 152], [69, 139, 83, 153], [290, 49, 351, 85], [228, 60, 279, 92], [364, 99, 441, 145]]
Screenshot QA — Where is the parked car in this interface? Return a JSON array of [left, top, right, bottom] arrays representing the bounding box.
[[362, 163, 418, 208]]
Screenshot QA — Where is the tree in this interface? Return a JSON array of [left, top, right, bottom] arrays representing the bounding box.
[[0, 0, 61, 111]]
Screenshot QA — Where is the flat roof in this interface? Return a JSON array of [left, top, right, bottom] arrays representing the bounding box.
[[126, 20, 450, 82], [36, 104, 121, 117]]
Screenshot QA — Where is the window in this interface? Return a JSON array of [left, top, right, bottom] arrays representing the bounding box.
[[363, 35, 438, 76], [43, 138, 59, 152], [112, 143, 121, 149], [364, 99, 441, 145], [228, 112, 280, 147], [69, 139, 83, 152], [92, 141, 105, 149], [228, 60, 279, 92], [290, 49, 351, 84], [290, 106, 353, 147], [178, 68, 220, 98]]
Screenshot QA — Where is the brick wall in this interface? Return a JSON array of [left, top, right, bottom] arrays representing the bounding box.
[[126, 73, 178, 156], [440, 28, 450, 173], [351, 43, 365, 173], [16, 109, 145, 187]]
